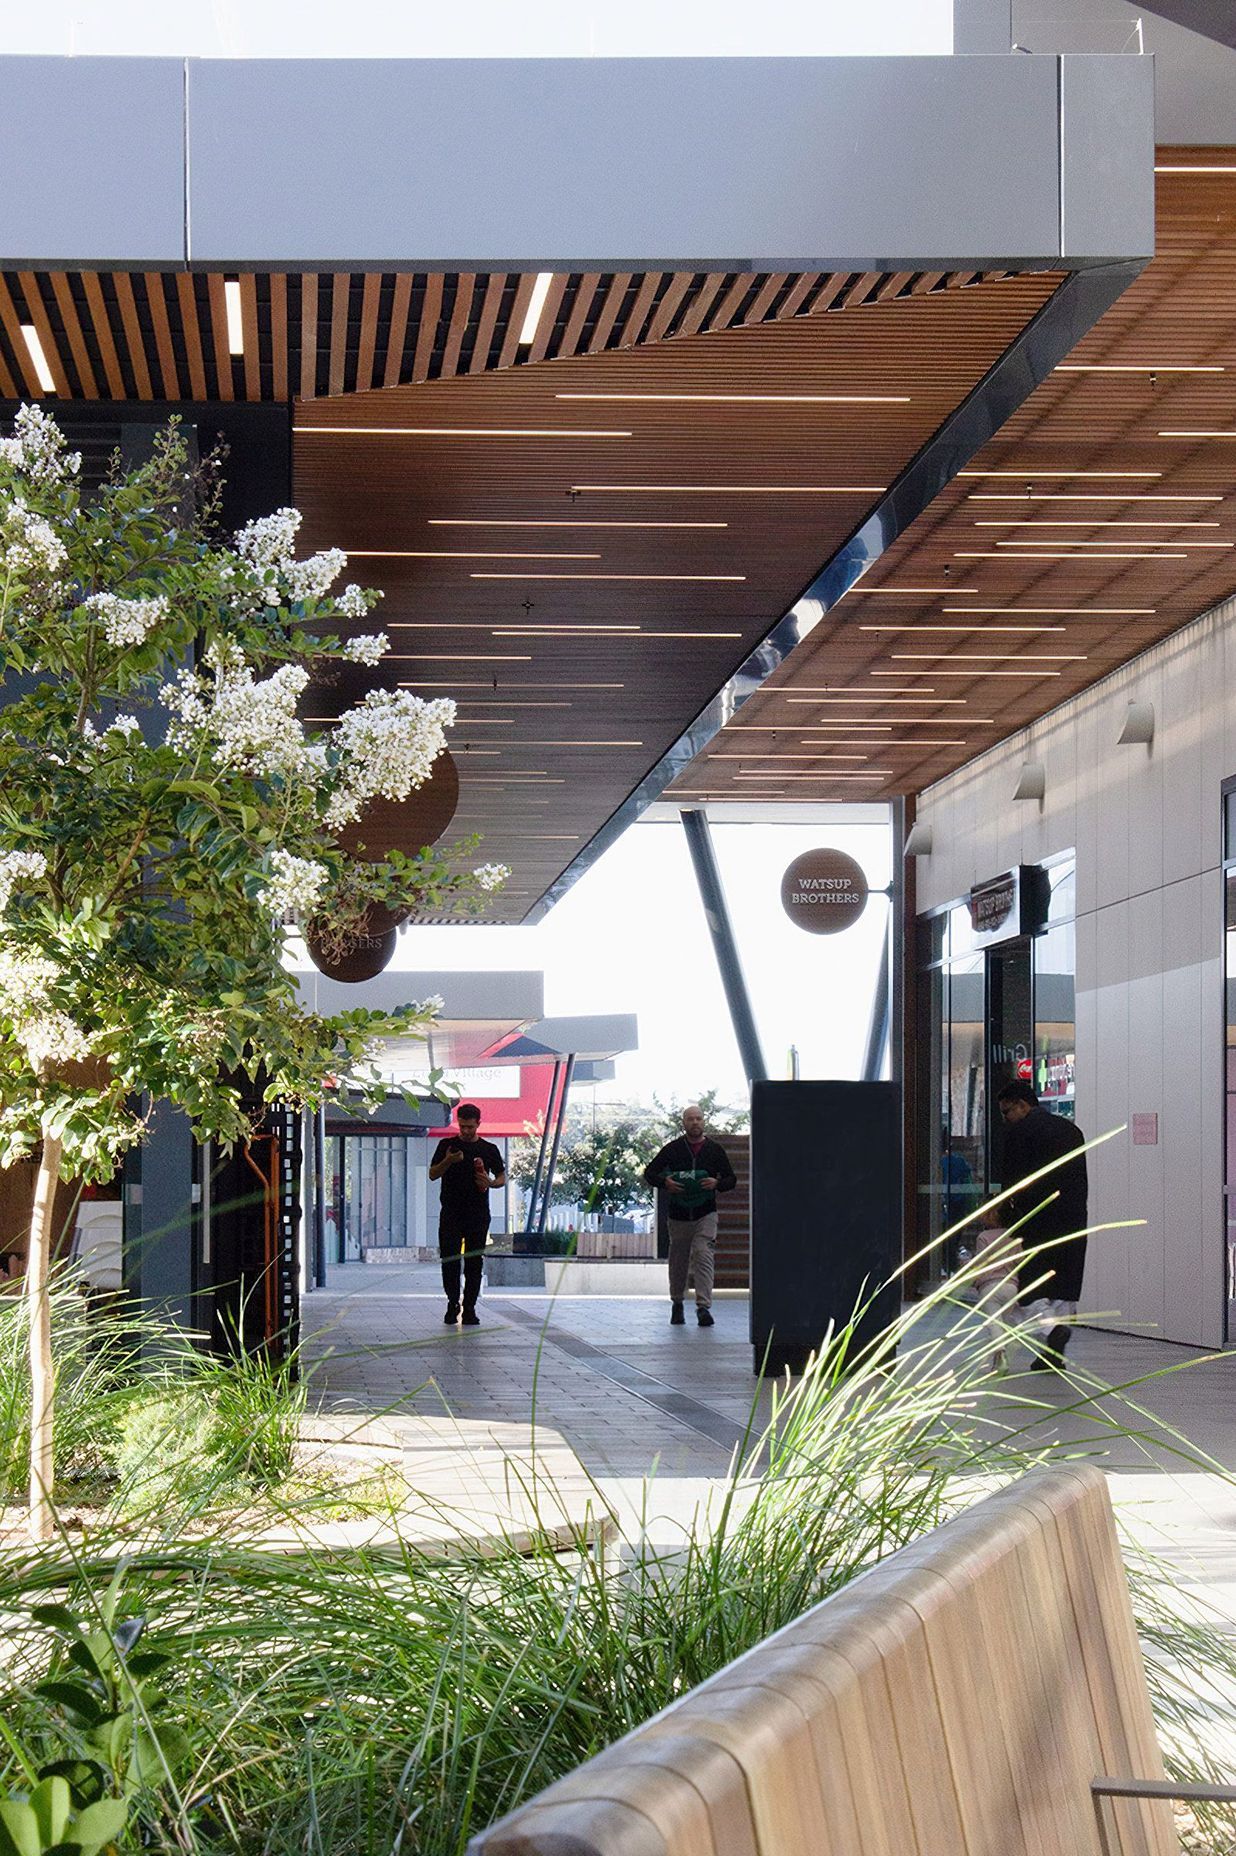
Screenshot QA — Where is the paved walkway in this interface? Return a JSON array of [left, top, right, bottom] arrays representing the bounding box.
[[301, 1262, 1236, 1613]]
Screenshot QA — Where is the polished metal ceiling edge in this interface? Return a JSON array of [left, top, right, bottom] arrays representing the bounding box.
[[526, 260, 1143, 923]]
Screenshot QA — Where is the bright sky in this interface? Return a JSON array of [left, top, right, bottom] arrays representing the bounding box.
[[9, 0, 951, 57], [377, 809, 893, 1112]]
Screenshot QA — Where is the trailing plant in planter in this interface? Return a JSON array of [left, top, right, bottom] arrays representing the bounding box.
[[0, 405, 508, 1539]]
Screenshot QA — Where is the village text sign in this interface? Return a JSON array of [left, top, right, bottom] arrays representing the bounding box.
[[780, 849, 869, 935]]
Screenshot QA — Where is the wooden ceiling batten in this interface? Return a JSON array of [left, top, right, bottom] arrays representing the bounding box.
[[670, 150, 1236, 808], [413, 271, 445, 380], [298, 274, 319, 401], [291, 271, 1059, 920], [584, 272, 631, 357], [49, 273, 98, 399], [173, 273, 208, 400]]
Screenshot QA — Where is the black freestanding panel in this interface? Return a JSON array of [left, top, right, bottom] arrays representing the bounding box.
[[750, 1080, 900, 1376]]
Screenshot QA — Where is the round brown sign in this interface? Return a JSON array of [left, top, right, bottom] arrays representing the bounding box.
[[780, 849, 869, 935]]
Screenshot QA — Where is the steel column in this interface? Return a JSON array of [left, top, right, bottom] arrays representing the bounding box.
[[680, 807, 768, 1086], [537, 1054, 575, 1240], [522, 1058, 562, 1242]]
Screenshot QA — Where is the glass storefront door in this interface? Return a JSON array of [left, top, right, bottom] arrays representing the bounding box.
[[327, 1133, 409, 1261], [917, 856, 1076, 1274]]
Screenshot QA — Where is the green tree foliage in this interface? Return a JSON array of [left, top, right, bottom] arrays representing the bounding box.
[[0, 405, 506, 1535]]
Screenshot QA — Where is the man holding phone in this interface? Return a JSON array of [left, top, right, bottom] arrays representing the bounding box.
[[643, 1103, 737, 1328], [428, 1103, 506, 1326]]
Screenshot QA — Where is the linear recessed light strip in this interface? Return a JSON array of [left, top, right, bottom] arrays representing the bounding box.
[[19, 326, 56, 393], [387, 622, 640, 633], [956, 551, 1188, 560], [733, 771, 891, 780], [494, 628, 744, 639], [554, 391, 911, 404], [517, 272, 554, 346], [296, 424, 631, 438], [1057, 363, 1223, 372], [473, 573, 747, 582], [785, 695, 971, 704], [841, 586, 979, 596], [974, 520, 1220, 529], [958, 470, 1162, 479], [1154, 164, 1236, 172], [993, 537, 1232, 549], [1160, 430, 1236, 438], [428, 518, 728, 529], [968, 493, 1221, 502], [889, 652, 1085, 661], [944, 606, 1153, 614], [861, 624, 1066, 633], [711, 753, 875, 761], [346, 550, 602, 560], [872, 667, 1062, 678], [570, 483, 886, 494], [223, 280, 244, 355]]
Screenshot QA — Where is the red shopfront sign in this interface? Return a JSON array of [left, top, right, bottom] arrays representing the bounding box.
[[425, 1064, 556, 1140]]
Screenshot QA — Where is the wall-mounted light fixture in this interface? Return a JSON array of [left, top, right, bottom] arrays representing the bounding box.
[[904, 821, 933, 857], [1117, 700, 1155, 747], [1012, 760, 1046, 802]]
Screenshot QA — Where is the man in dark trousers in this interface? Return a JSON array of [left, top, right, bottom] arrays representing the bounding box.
[[643, 1103, 737, 1328], [997, 1080, 1088, 1369], [428, 1103, 506, 1327]]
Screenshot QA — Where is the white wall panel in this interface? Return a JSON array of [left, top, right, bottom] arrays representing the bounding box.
[[912, 590, 1236, 1347]]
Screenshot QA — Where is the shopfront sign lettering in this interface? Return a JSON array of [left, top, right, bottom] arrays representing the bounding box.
[[967, 865, 1051, 948], [780, 849, 869, 935]]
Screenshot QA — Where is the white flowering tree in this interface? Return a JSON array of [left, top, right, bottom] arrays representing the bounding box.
[[0, 406, 508, 1538]]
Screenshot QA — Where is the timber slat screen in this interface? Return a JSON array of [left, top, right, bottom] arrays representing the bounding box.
[[0, 267, 1021, 404]]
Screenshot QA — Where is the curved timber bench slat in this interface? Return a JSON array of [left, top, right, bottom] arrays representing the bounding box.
[[468, 1466, 1180, 1856]]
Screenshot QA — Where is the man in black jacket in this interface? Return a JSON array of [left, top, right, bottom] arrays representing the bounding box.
[[997, 1080, 1088, 1368], [643, 1104, 737, 1328]]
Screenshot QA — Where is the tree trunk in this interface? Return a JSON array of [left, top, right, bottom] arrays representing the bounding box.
[[27, 1129, 63, 1543]]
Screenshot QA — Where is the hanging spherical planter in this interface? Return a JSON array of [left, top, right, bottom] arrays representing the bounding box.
[[305, 750, 460, 979], [304, 923, 398, 984]]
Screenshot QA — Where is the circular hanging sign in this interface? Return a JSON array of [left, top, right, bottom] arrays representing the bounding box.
[[780, 849, 869, 935]]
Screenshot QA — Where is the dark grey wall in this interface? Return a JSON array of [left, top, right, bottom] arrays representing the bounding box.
[[0, 53, 1153, 269]]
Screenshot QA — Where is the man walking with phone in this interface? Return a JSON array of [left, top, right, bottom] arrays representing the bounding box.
[[643, 1103, 737, 1327], [429, 1103, 506, 1327]]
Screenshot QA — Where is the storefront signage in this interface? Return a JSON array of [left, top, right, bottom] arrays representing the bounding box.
[[780, 849, 869, 935], [967, 865, 1050, 948]]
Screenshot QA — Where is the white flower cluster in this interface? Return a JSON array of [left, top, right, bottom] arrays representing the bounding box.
[[233, 507, 348, 608], [324, 692, 455, 830], [342, 633, 389, 667], [0, 405, 80, 484], [1, 497, 67, 578], [257, 848, 329, 921], [472, 863, 510, 892], [0, 948, 92, 1073], [82, 715, 143, 751], [163, 642, 310, 778], [84, 590, 169, 650], [235, 507, 303, 573], [285, 549, 346, 603], [336, 584, 376, 621], [0, 850, 47, 913]]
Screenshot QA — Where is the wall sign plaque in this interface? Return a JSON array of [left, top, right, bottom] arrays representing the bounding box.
[[967, 864, 1051, 948], [780, 849, 869, 935]]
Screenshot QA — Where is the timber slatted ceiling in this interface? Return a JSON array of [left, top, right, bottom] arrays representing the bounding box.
[[290, 272, 1060, 922], [668, 148, 1236, 809], [0, 267, 1029, 404]]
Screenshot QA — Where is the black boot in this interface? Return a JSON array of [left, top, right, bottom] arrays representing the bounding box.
[[670, 1301, 685, 1326], [444, 1303, 460, 1325]]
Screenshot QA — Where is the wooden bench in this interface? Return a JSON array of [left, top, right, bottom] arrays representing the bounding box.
[[468, 1466, 1189, 1856]]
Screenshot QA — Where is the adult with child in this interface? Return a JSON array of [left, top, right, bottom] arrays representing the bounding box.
[[429, 1103, 506, 1327], [996, 1079, 1088, 1369], [643, 1103, 737, 1328]]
